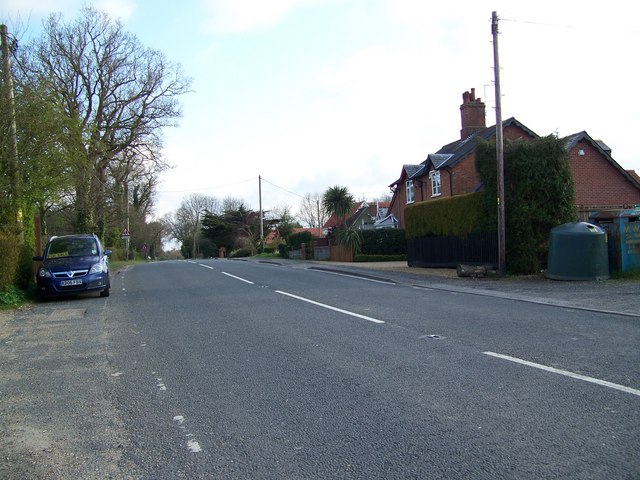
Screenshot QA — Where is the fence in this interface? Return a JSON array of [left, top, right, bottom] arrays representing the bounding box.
[[407, 231, 498, 268]]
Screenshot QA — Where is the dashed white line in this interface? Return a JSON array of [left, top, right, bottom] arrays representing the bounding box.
[[275, 290, 385, 324], [198, 264, 214, 270], [483, 351, 640, 397], [222, 272, 255, 284]]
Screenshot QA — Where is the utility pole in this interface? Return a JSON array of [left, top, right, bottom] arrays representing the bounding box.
[[1, 24, 22, 236], [259, 175, 264, 253], [492, 12, 506, 276]]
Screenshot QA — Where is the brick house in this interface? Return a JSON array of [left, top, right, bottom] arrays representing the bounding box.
[[562, 131, 640, 218], [388, 89, 537, 227], [388, 88, 640, 228]]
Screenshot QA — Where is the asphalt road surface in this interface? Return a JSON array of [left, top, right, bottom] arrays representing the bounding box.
[[1, 259, 639, 479]]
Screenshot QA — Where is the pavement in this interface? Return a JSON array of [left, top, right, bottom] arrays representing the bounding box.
[[256, 259, 639, 318]]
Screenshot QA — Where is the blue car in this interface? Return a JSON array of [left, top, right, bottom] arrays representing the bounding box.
[[33, 234, 112, 300]]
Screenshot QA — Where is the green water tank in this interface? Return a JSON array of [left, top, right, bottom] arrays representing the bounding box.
[[546, 222, 609, 281]]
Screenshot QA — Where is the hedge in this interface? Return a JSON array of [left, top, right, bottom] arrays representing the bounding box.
[[404, 193, 483, 240]]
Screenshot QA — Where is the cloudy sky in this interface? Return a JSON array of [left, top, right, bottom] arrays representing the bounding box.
[[2, 0, 638, 220]]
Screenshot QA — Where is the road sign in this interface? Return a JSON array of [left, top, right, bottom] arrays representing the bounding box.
[[121, 228, 130, 239]]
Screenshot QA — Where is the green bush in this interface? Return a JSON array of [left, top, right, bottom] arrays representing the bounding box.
[[15, 243, 35, 290], [405, 193, 483, 240], [288, 231, 313, 250], [0, 286, 26, 307], [278, 243, 289, 258], [476, 136, 576, 274], [287, 231, 313, 259], [360, 229, 406, 255], [0, 230, 21, 292]]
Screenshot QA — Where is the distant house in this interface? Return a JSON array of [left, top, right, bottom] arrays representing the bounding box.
[[388, 88, 640, 227], [323, 201, 393, 231], [292, 227, 324, 237], [389, 89, 537, 227]]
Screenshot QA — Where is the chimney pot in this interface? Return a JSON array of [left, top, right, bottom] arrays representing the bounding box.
[[460, 88, 486, 140]]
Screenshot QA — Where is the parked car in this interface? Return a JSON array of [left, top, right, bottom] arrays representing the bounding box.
[[33, 234, 112, 300]]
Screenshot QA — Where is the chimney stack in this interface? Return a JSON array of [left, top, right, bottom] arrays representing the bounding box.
[[460, 88, 486, 140]]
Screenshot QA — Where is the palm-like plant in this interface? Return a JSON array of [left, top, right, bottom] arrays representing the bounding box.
[[323, 186, 361, 257], [322, 186, 355, 224]]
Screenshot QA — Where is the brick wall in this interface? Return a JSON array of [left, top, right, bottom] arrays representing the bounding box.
[[389, 182, 408, 228], [569, 141, 640, 207]]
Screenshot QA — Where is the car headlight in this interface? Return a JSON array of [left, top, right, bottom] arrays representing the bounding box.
[[89, 263, 105, 274], [38, 268, 51, 278]]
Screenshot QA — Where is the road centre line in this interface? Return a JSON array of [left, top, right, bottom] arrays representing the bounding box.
[[198, 263, 215, 270], [483, 351, 640, 397], [222, 272, 255, 285], [275, 290, 385, 324]]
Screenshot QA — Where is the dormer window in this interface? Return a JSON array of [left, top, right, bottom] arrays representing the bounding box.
[[406, 180, 414, 203], [430, 170, 441, 197]]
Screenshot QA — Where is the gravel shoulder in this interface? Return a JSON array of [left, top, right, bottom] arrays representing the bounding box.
[[0, 300, 135, 480]]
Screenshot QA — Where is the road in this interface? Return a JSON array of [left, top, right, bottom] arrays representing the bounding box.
[[1, 259, 639, 479]]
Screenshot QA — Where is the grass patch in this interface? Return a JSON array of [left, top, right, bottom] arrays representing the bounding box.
[[610, 269, 640, 280], [0, 286, 27, 310]]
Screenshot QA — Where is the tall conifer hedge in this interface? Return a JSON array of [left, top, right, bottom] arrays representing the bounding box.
[[475, 136, 576, 274]]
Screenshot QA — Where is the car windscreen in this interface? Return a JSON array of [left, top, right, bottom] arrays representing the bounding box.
[[46, 238, 98, 259]]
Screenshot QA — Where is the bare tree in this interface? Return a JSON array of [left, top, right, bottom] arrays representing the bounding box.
[[298, 192, 327, 228], [165, 194, 221, 256], [22, 6, 191, 236]]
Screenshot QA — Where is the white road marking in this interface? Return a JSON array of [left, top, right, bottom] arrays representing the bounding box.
[[198, 264, 214, 270], [483, 351, 640, 397], [313, 269, 395, 285], [275, 290, 385, 324], [222, 272, 254, 284], [187, 439, 202, 453]]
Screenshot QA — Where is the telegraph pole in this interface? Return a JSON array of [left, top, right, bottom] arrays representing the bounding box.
[[259, 175, 264, 252], [492, 12, 506, 275], [1, 24, 22, 235]]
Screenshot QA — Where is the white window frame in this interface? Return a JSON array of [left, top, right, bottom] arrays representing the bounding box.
[[430, 170, 441, 197], [406, 180, 414, 204]]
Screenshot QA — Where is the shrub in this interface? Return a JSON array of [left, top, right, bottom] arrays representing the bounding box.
[[288, 231, 313, 250], [0, 286, 25, 307], [0, 230, 21, 291], [360, 229, 406, 255]]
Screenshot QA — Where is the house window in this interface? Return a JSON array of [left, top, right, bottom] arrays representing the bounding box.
[[430, 170, 441, 197], [406, 180, 414, 203]]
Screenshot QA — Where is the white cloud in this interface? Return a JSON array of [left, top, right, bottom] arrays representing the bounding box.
[[94, 0, 137, 21], [200, 0, 342, 34]]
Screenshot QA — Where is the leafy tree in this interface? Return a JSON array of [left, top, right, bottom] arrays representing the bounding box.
[[201, 203, 262, 256]]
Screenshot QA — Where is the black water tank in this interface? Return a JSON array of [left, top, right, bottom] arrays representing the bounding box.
[[546, 222, 609, 281]]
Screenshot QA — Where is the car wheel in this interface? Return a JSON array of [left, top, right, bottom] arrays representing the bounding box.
[[100, 283, 110, 297]]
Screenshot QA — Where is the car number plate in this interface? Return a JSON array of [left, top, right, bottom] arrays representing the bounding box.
[[60, 279, 83, 286]]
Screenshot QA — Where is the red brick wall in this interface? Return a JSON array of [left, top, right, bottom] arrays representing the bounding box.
[[569, 141, 640, 207], [389, 181, 409, 228]]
